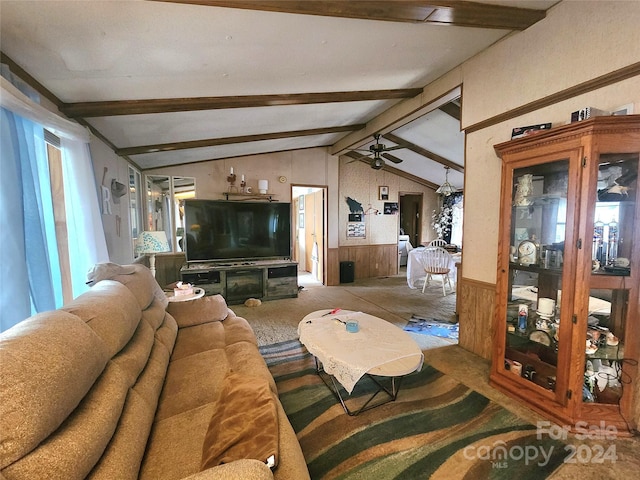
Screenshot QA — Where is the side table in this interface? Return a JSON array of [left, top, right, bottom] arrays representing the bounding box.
[[166, 287, 205, 303]]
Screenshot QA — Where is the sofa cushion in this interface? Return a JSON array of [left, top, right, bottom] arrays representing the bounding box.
[[87, 262, 168, 311], [167, 294, 231, 328], [0, 311, 110, 469], [201, 372, 279, 470], [62, 280, 141, 358]]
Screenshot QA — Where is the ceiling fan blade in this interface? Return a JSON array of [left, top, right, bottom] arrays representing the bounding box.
[[382, 152, 403, 164], [383, 144, 405, 151]]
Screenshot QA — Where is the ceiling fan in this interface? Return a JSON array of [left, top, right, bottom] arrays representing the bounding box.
[[351, 133, 405, 170]]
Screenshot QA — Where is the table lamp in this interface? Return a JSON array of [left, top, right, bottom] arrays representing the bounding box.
[[135, 231, 170, 277]]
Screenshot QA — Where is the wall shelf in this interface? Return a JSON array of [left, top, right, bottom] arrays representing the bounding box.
[[222, 192, 277, 201]]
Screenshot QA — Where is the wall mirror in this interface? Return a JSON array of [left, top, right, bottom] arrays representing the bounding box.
[[145, 175, 173, 250], [172, 176, 196, 252], [128, 166, 143, 253]]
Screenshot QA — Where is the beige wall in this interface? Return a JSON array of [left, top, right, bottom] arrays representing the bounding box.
[[460, 0, 640, 282], [141, 147, 342, 256], [465, 75, 640, 283], [89, 136, 135, 265], [145, 148, 332, 202], [339, 157, 438, 245]]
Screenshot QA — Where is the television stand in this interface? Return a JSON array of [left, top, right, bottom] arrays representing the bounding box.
[[180, 259, 298, 305]]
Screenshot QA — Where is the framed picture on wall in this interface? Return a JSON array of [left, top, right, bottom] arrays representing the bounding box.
[[384, 202, 398, 215], [379, 186, 389, 200], [347, 222, 366, 238]]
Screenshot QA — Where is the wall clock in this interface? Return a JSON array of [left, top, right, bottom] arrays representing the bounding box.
[[278, 175, 287, 183]]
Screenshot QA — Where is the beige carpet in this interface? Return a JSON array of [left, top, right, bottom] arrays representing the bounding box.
[[231, 271, 457, 348]]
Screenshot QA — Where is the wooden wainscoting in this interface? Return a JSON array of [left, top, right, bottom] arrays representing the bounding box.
[[153, 253, 187, 288], [326, 248, 340, 285], [457, 276, 496, 361], [327, 244, 398, 285]]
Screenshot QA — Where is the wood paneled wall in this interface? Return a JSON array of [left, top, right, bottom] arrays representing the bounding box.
[[457, 276, 496, 360], [142, 253, 186, 288], [326, 244, 398, 285]]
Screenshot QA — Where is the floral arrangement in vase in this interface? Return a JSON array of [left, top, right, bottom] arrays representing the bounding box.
[[431, 205, 452, 238]]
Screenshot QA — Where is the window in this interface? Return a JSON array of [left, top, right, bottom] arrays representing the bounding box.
[[1, 70, 108, 331]]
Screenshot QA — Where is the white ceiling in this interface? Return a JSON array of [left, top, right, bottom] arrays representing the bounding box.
[[0, 0, 559, 191]]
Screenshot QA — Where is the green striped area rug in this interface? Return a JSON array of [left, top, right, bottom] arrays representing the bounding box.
[[260, 340, 566, 480]]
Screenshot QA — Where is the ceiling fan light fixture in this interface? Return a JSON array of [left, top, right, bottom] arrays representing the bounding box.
[[371, 157, 384, 170], [436, 166, 457, 196]]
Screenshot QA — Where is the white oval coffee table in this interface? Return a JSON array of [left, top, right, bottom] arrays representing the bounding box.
[[298, 309, 424, 415]]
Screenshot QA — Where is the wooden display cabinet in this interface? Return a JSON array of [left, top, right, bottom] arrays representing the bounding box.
[[491, 115, 640, 434]]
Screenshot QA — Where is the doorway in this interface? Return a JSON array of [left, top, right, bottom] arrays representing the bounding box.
[[292, 186, 326, 286], [399, 193, 423, 248]]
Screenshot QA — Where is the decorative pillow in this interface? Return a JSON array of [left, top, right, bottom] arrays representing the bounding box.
[[167, 294, 230, 328], [201, 372, 279, 470]]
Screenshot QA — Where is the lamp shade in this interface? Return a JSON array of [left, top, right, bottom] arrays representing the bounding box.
[[135, 231, 170, 254], [258, 179, 269, 194]]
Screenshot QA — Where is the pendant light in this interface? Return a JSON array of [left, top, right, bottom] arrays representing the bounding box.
[[436, 166, 457, 196]]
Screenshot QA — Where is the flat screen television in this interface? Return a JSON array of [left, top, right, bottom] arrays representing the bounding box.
[[183, 199, 291, 262]]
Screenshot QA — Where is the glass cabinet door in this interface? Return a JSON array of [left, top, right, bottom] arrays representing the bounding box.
[[503, 158, 573, 398], [583, 153, 638, 405]]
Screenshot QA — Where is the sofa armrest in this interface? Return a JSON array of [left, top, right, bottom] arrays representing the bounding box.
[[167, 295, 231, 328], [181, 460, 273, 480]]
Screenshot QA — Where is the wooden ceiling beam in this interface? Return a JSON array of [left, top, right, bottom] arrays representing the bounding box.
[[438, 101, 461, 121], [62, 88, 423, 118], [117, 124, 365, 156], [161, 1, 546, 30], [382, 132, 463, 172]]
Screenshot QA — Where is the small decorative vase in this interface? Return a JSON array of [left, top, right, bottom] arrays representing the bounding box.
[[513, 174, 533, 206]]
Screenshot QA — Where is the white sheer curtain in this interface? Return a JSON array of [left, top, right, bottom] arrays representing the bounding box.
[[1, 108, 61, 330], [1, 73, 108, 331], [61, 138, 109, 297]]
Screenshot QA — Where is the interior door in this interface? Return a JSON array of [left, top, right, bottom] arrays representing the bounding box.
[[294, 186, 326, 285], [311, 189, 324, 282], [293, 196, 301, 266], [400, 193, 423, 247]]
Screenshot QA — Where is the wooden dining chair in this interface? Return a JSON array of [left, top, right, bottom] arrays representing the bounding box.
[[420, 246, 453, 296]]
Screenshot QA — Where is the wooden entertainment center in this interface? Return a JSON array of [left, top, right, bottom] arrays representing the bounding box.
[[180, 259, 298, 305]]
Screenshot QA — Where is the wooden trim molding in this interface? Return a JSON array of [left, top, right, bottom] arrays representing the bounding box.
[[0, 53, 63, 109], [47, 144, 73, 304], [465, 61, 640, 134]]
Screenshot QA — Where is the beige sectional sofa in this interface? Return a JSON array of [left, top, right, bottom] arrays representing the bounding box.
[[0, 263, 309, 480]]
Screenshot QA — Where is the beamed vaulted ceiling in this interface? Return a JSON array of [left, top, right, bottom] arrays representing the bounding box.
[[0, 0, 559, 190]]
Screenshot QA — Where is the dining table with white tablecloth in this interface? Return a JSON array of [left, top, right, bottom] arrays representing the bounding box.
[[406, 246, 461, 289]]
